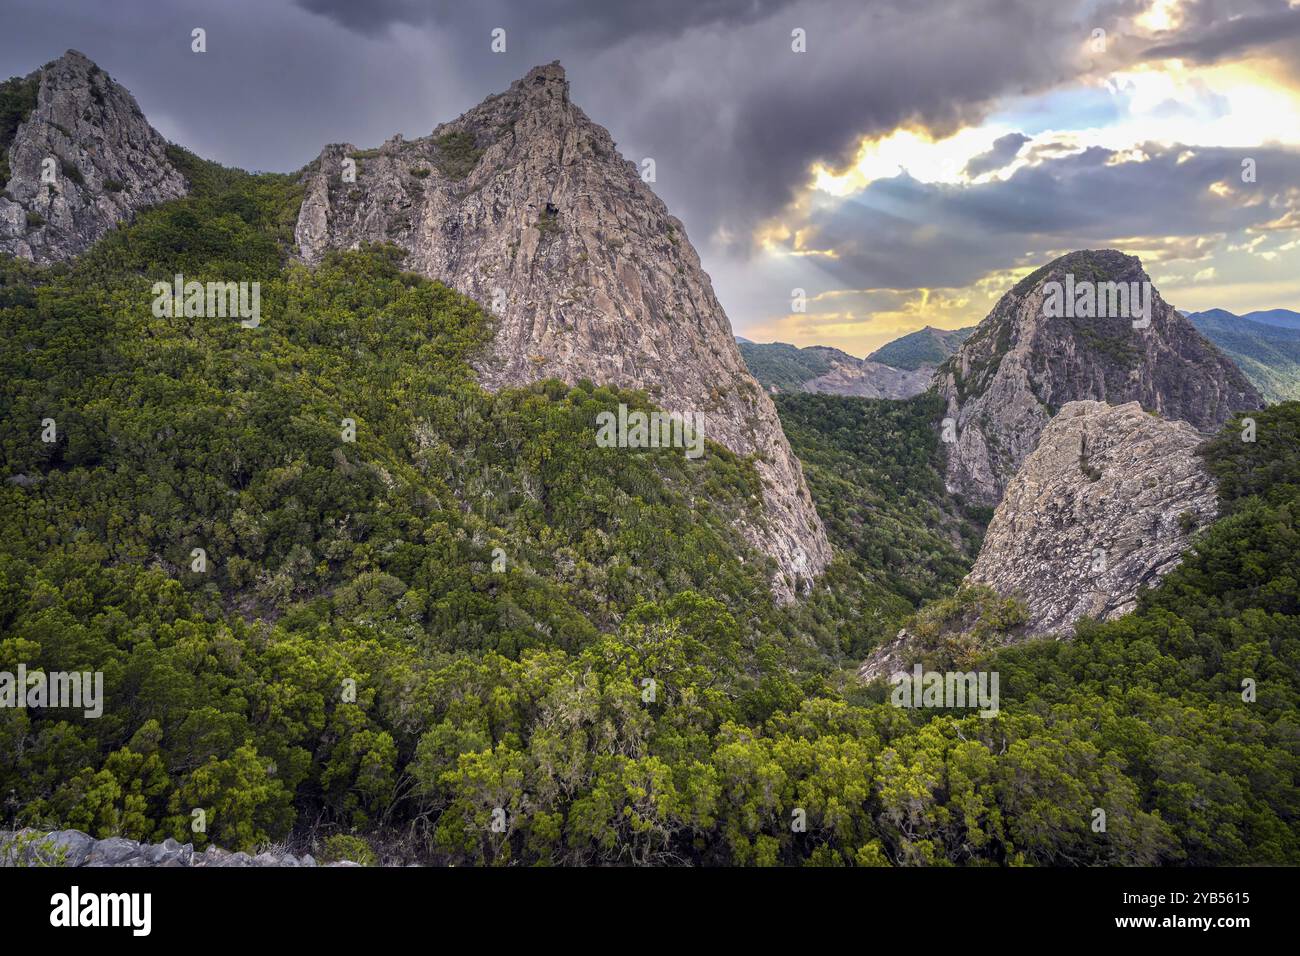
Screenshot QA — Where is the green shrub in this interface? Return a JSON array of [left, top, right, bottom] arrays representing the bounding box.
[[433, 130, 483, 179], [320, 834, 377, 866]]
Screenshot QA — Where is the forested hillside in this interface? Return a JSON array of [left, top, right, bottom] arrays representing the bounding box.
[[866, 325, 973, 370], [774, 392, 987, 605], [1186, 309, 1300, 403], [1, 158, 1296, 865], [736, 341, 840, 393]]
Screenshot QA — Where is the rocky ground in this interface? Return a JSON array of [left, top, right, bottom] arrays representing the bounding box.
[[0, 829, 358, 867]]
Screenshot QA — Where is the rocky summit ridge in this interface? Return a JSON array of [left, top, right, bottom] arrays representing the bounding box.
[[294, 62, 830, 594]]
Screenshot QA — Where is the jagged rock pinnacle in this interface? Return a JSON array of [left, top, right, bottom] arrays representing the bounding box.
[[0, 50, 187, 262], [294, 64, 831, 595], [934, 249, 1261, 505]]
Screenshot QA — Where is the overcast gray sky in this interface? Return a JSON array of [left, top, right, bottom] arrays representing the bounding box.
[[4, 0, 1300, 353]]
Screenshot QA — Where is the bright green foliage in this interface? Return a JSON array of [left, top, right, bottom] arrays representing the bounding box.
[[0, 159, 1297, 865]]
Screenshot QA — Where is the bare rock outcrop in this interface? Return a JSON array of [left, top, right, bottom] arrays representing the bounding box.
[[967, 400, 1217, 636], [293, 63, 830, 595], [803, 357, 932, 399], [858, 399, 1220, 678], [0, 829, 359, 867], [0, 51, 187, 263], [935, 250, 1262, 505]]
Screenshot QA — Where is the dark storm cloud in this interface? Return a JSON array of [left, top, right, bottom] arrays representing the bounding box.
[[1143, 4, 1300, 64], [0, 0, 1145, 252], [963, 132, 1030, 178], [789, 143, 1300, 291], [0, 0, 1288, 276], [294, 0, 430, 35], [295, 0, 795, 43], [582, 0, 1127, 248]]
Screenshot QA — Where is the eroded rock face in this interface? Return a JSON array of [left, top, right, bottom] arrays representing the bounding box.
[[935, 250, 1262, 505], [803, 357, 932, 399], [0, 51, 187, 263], [967, 400, 1218, 636], [294, 63, 830, 595]]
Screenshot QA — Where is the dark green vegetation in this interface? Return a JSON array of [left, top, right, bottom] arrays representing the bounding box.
[[736, 341, 838, 392], [433, 131, 484, 180], [0, 72, 40, 188], [1187, 309, 1300, 403], [775, 392, 985, 606], [1, 159, 1297, 865], [867, 326, 973, 370]]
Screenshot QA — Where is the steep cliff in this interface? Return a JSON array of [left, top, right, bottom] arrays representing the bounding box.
[[859, 399, 1221, 678], [967, 400, 1218, 636], [935, 250, 1262, 505], [0, 51, 187, 263], [294, 63, 830, 594]]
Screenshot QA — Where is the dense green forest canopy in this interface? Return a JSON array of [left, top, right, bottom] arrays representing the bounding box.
[[866, 326, 973, 371], [1, 153, 1296, 865], [735, 341, 837, 393]]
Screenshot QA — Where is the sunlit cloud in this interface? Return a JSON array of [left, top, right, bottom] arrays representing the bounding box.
[[737, 1, 1300, 351]]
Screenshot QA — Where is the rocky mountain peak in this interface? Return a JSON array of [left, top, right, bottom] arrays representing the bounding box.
[[935, 249, 1262, 505], [294, 64, 831, 595], [0, 50, 187, 263], [518, 60, 568, 94]]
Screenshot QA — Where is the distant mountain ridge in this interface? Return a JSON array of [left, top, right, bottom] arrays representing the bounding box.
[[739, 324, 972, 399], [1183, 309, 1300, 402], [1241, 308, 1300, 329]]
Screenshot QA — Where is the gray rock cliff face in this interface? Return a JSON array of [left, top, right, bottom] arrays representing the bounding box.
[[935, 250, 1262, 506], [968, 400, 1218, 636], [858, 399, 1219, 677], [0, 51, 187, 263], [294, 63, 830, 595], [803, 357, 932, 398]]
